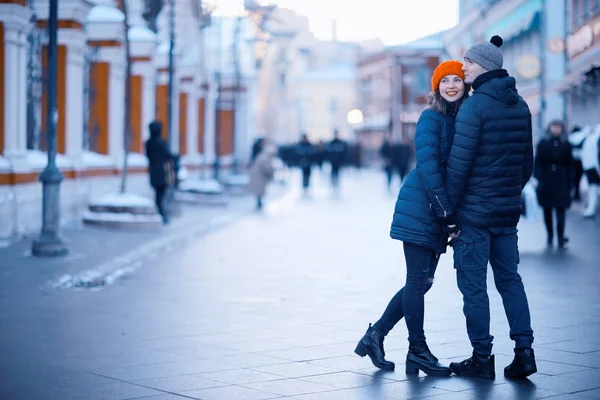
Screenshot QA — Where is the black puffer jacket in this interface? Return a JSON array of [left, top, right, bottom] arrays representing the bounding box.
[[446, 69, 534, 228]]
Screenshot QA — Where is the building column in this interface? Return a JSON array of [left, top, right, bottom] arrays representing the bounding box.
[[0, 2, 31, 161], [180, 75, 198, 163], [203, 80, 216, 166], [35, 0, 91, 166], [129, 25, 156, 154], [155, 42, 179, 153], [85, 1, 125, 163]]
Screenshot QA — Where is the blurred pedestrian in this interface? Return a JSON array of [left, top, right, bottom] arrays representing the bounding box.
[[248, 142, 277, 211], [355, 60, 468, 376], [380, 134, 395, 191], [445, 35, 536, 379], [534, 120, 573, 248], [250, 137, 265, 166], [314, 141, 326, 173], [145, 121, 175, 224], [295, 134, 315, 194], [569, 126, 585, 201], [325, 130, 349, 194], [581, 126, 600, 218]]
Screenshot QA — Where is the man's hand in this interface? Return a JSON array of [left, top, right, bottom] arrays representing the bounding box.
[[441, 214, 461, 238]]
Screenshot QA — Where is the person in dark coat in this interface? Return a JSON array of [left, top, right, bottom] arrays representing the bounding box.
[[445, 36, 536, 379], [325, 130, 348, 192], [295, 134, 315, 193], [393, 142, 413, 184], [380, 134, 395, 191], [355, 60, 468, 376], [535, 120, 573, 248], [145, 121, 175, 224], [569, 126, 585, 201]]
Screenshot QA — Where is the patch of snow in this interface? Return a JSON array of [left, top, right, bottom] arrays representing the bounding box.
[[222, 174, 249, 186], [127, 152, 149, 168], [82, 151, 115, 168], [128, 25, 156, 42], [179, 179, 224, 194], [23, 150, 72, 169], [87, 5, 125, 23], [181, 154, 204, 165], [83, 210, 161, 222], [178, 166, 189, 181], [88, 192, 155, 208], [0, 156, 11, 171]]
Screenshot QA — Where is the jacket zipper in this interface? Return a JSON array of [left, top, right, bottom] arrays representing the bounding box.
[[435, 195, 448, 218]]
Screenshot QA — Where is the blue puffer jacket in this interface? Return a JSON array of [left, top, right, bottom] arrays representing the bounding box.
[[390, 108, 456, 254], [446, 70, 534, 228]]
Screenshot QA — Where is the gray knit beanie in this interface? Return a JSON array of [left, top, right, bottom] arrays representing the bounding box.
[[464, 35, 504, 71]]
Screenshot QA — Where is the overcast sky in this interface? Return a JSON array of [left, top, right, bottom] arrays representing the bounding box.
[[215, 0, 460, 45]]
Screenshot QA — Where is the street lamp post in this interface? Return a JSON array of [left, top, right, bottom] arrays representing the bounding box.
[[167, 0, 175, 149], [32, 0, 68, 257]]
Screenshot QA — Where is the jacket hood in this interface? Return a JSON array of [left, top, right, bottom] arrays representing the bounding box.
[[149, 121, 163, 139], [477, 76, 520, 106]]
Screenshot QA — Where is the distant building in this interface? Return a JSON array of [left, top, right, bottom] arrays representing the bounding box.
[[445, 0, 567, 140], [561, 1, 600, 128], [355, 33, 445, 165]]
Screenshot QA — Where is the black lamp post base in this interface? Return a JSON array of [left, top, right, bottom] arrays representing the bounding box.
[[32, 233, 68, 257]]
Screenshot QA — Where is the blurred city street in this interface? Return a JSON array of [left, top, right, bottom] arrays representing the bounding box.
[[1, 169, 600, 400]]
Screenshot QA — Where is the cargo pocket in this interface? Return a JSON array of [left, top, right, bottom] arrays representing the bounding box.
[[453, 238, 476, 271]]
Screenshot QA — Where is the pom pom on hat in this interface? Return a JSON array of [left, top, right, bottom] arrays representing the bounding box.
[[431, 60, 466, 92], [490, 35, 503, 48]]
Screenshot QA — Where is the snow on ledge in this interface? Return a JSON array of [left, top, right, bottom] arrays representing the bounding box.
[[82, 151, 116, 168], [179, 179, 224, 194], [0, 156, 11, 171], [83, 210, 161, 223], [25, 150, 72, 169], [89, 192, 155, 208], [129, 25, 156, 42], [87, 5, 125, 23], [127, 152, 149, 168], [222, 174, 249, 186]]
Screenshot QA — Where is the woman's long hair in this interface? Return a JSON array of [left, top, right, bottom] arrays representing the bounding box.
[[427, 89, 469, 115]]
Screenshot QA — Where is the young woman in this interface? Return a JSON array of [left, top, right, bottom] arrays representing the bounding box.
[[355, 61, 469, 376], [535, 120, 574, 248]]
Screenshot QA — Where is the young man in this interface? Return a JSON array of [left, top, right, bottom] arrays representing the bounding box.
[[444, 35, 537, 379]]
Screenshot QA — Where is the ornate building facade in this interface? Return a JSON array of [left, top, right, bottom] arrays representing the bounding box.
[[0, 0, 260, 238]]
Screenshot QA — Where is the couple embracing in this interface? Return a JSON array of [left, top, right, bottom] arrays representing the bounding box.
[[355, 35, 537, 380]]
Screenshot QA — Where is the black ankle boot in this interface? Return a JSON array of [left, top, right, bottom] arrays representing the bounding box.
[[504, 348, 537, 378], [405, 342, 451, 376], [449, 351, 495, 379], [354, 324, 395, 371]]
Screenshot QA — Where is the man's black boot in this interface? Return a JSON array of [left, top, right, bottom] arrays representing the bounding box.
[[504, 348, 537, 378], [449, 351, 495, 379], [405, 342, 451, 376], [354, 324, 395, 371]]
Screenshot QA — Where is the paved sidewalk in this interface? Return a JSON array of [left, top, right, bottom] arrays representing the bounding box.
[[1, 169, 600, 400]]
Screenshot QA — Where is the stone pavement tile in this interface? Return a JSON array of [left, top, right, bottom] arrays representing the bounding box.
[[92, 364, 182, 381], [538, 340, 600, 354], [578, 388, 600, 398], [259, 346, 339, 362], [159, 359, 240, 375], [528, 373, 600, 394], [533, 360, 595, 376], [127, 395, 196, 400], [65, 380, 163, 400], [289, 385, 399, 400], [298, 371, 399, 389], [213, 353, 291, 368], [534, 348, 600, 368], [132, 374, 227, 392], [251, 360, 341, 378], [183, 385, 285, 400], [307, 355, 386, 372], [242, 378, 338, 396], [418, 384, 560, 400], [160, 344, 244, 359], [362, 379, 453, 399], [0, 385, 87, 400], [217, 339, 295, 353], [194, 368, 287, 385]]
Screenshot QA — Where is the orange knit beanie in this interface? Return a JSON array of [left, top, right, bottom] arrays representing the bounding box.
[[431, 60, 466, 92]]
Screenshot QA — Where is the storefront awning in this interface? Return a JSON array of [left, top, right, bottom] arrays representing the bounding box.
[[485, 0, 541, 43], [552, 62, 600, 92]]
